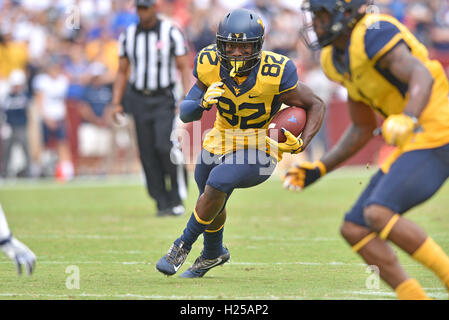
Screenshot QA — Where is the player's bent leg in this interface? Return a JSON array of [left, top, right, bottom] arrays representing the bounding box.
[[363, 205, 427, 254], [366, 204, 449, 292], [341, 221, 430, 299], [340, 221, 416, 292], [158, 149, 276, 277], [363, 145, 449, 292], [156, 150, 230, 277], [342, 174, 430, 299], [179, 149, 275, 278], [195, 185, 227, 222]]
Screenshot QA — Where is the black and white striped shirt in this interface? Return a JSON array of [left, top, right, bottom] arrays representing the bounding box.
[[118, 18, 188, 91]]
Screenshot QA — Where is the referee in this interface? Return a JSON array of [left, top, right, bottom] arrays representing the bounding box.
[[111, 0, 192, 217]]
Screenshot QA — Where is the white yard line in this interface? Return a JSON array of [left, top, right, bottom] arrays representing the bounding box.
[[0, 167, 377, 191], [0, 260, 427, 268], [0, 292, 378, 299], [19, 234, 342, 241], [0, 260, 148, 265], [18, 233, 449, 242]]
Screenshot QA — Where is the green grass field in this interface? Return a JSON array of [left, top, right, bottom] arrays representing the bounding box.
[[0, 167, 448, 300]]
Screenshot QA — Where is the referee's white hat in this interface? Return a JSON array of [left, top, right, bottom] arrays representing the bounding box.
[[8, 69, 27, 86]]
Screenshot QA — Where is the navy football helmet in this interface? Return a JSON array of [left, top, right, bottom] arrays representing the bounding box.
[[216, 8, 265, 76], [300, 0, 371, 50]]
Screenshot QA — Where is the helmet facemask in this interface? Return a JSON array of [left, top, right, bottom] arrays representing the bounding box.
[[216, 35, 263, 77], [299, 0, 367, 50], [299, 9, 326, 51]]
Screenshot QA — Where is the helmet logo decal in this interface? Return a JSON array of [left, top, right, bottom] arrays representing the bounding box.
[[227, 33, 247, 40], [257, 18, 264, 31]]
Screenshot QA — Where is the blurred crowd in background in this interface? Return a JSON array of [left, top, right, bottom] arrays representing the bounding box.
[[0, 0, 448, 181]]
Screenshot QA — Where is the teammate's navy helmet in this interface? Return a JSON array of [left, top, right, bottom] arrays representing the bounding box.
[[300, 0, 370, 50], [216, 8, 265, 76]]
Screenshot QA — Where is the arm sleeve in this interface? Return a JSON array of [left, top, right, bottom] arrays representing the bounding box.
[[279, 59, 299, 93], [179, 83, 205, 123], [192, 51, 200, 79]]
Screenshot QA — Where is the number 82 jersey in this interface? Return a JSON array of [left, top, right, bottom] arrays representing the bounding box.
[[193, 44, 299, 158]]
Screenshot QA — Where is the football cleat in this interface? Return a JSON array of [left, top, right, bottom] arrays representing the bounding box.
[[171, 205, 186, 216], [156, 205, 185, 217], [180, 247, 230, 278], [156, 241, 190, 276], [156, 208, 174, 217]]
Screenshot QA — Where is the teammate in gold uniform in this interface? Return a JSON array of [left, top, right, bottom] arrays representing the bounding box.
[[285, 0, 449, 299], [156, 8, 325, 277]]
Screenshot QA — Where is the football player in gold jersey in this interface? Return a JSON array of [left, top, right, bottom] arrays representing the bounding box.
[[156, 8, 326, 277], [285, 0, 449, 299]]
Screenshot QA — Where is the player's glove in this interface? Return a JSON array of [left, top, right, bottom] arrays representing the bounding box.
[[282, 161, 327, 191], [265, 128, 304, 154], [201, 82, 225, 110], [382, 113, 418, 148], [1, 235, 36, 276]]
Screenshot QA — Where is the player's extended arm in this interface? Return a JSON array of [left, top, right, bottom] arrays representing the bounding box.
[[321, 98, 377, 171], [379, 43, 433, 119], [283, 97, 377, 191], [377, 42, 433, 147], [279, 83, 326, 151]]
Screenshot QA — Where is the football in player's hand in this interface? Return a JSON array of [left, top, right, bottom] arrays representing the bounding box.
[[267, 107, 306, 143]]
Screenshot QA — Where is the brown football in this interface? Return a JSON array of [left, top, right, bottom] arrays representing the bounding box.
[[267, 107, 307, 143]]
